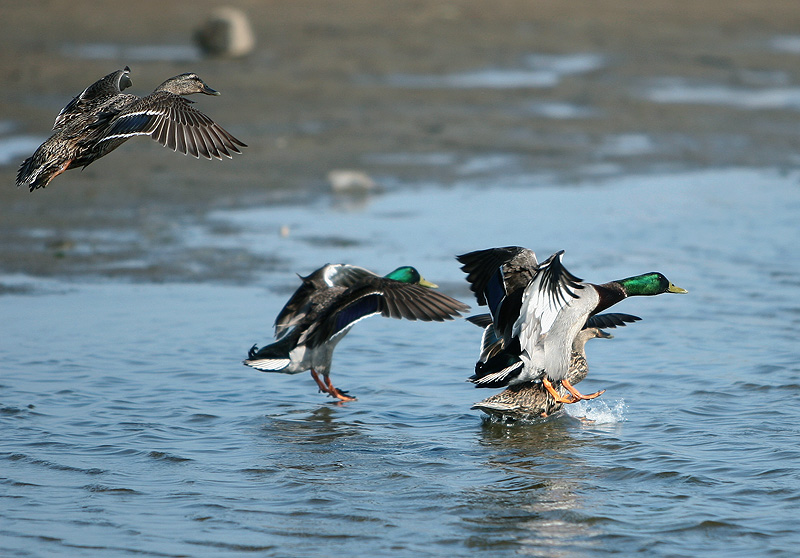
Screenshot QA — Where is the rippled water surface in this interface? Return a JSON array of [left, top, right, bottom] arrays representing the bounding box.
[[3, 168, 800, 557]]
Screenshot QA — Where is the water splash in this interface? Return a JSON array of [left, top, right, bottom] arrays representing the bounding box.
[[565, 398, 627, 424]]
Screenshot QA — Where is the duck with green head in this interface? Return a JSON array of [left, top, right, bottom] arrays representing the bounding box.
[[457, 246, 687, 404], [244, 263, 469, 401]]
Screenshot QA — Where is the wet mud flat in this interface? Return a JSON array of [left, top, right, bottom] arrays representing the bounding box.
[[2, 0, 800, 283]]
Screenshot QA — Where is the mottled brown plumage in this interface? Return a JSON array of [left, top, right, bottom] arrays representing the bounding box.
[[17, 69, 246, 191]]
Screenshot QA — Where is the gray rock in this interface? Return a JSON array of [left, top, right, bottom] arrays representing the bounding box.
[[194, 7, 255, 58]]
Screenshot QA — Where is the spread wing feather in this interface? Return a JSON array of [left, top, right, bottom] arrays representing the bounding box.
[[586, 313, 641, 329], [303, 280, 468, 348]]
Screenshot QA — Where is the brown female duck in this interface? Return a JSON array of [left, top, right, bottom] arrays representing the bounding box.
[[17, 67, 246, 191]]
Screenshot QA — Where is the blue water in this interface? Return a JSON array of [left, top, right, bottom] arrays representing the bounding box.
[[3, 167, 799, 557]]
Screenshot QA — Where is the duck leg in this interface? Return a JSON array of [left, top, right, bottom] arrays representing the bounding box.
[[309, 369, 329, 394], [309, 369, 356, 401], [324, 375, 356, 402], [560, 379, 605, 401], [541, 377, 579, 404]]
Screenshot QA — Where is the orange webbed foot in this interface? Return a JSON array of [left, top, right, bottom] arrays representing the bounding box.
[[541, 377, 580, 404], [561, 379, 605, 401]]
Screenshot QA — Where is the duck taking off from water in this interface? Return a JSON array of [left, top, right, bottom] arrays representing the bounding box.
[[244, 264, 470, 401], [470, 314, 639, 419], [17, 67, 246, 191], [457, 246, 687, 404]]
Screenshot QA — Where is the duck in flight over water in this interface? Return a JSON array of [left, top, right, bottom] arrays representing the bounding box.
[[17, 66, 246, 191]]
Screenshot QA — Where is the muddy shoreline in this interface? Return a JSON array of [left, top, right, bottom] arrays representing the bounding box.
[[2, 1, 799, 282]]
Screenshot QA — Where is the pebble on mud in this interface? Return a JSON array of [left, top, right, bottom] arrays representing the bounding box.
[[327, 170, 378, 193]]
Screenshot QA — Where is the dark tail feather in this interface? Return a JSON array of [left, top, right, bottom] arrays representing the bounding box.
[[16, 155, 41, 190], [243, 333, 298, 372], [469, 350, 525, 388], [246, 336, 292, 361], [16, 143, 70, 191]]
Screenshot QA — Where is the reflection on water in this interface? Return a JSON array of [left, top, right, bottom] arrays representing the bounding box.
[[262, 406, 364, 447], [467, 418, 600, 557]]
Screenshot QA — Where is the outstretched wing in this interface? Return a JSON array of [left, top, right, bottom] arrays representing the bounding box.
[[302, 280, 468, 348], [322, 263, 376, 288], [456, 246, 537, 307], [585, 313, 641, 330], [515, 251, 583, 340], [466, 313, 493, 329], [99, 92, 246, 159], [514, 251, 589, 382], [54, 67, 132, 130]]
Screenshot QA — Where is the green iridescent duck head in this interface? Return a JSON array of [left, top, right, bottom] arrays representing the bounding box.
[[384, 266, 438, 288], [617, 272, 687, 296]]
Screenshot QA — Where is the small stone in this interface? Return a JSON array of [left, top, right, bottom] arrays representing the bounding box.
[[194, 7, 256, 58]]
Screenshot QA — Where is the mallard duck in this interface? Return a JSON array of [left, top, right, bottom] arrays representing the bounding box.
[[470, 314, 639, 419], [17, 67, 246, 191], [244, 264, 470, 401], [457, 246, 687, 403]]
